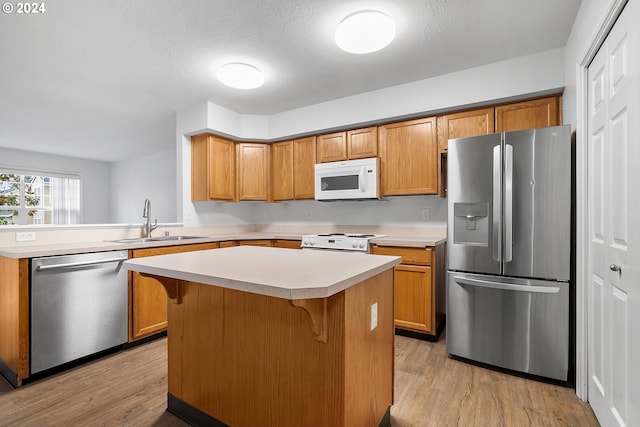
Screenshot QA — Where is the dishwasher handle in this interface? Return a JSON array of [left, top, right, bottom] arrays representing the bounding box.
[[35, 256, 128, 271], [453, 275, 560, 294]]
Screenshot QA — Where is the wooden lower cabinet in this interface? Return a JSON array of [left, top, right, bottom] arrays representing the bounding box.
[[371, 243, 445, 339], [393, 264, 434, 332], [237, 239, 272, 247], [272, 239, 302, 249], [129, 242, 219, 341]]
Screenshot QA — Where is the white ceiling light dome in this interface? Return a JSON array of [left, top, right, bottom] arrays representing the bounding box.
[[335, 10, 396, 54], [217, 63, 264, 89]]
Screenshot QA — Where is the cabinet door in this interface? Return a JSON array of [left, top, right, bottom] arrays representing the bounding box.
[[394, 264, 434, 333], [317, 131, 347, 163], [272, 240, 302, 249], [436, 108, 495, 153], [347, 127, 377, 159], [271, 141, 294, 201], [238, 240, 272, 247], [293, 136, 316, 199], [190, 134, 210, 201], [130, 243, 218, 341], [208, 136, 236, 201], [495, 96, 561, 133], [378, 117, 438, 195], [237, 143, 269, 201]]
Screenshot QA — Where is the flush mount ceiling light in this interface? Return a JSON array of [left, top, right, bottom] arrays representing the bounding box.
[[217, 63, 264, 89], [335, 10, 396, 54]]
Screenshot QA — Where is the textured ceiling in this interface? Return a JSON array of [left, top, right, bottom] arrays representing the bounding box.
[[0, 0, 582, 162]]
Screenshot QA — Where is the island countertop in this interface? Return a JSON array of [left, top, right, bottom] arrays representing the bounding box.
[[124, 245, 402, 300]]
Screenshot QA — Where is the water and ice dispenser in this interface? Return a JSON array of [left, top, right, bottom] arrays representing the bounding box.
[[453, 202, 489, 246]]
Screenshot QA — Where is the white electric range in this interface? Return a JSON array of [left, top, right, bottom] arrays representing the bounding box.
[[300, 233, 385, 253]]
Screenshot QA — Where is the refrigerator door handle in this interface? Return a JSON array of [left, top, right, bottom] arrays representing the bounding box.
[[492, 145, 502, 262], [453, 276, 561, 294], [504, 144, 513, 262]]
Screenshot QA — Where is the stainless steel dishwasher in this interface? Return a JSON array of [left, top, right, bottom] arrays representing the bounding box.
[[30, 250, 129, 374]]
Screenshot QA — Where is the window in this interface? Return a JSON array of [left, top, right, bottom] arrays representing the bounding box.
[[0, 171, 81, 226]]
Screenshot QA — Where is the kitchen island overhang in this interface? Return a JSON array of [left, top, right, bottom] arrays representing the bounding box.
[[124, 246, 401, 427]]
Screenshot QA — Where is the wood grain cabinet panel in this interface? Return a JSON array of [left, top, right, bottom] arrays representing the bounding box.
[[0, 257, 29, 386], [236, 143, 270, 201], [393, 264, 434, 333], [317, 131, 347, 163], [495, 96, 561, 133], [129, 243, 218, 341], [371, 244, 445, 338], [436, 108, 495, 153], [272, 239, 302, 249], [347, 127, 378, 159], [191, 134, 236, 201], [271, 137, 316, 201], [271, 141, 294, 201], [378, 117, 438, 196], [293, 136, 317, 199], [238, 240, 272, 247]]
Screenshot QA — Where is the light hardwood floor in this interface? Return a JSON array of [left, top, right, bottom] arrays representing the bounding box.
[[0, 332, 599, 426]]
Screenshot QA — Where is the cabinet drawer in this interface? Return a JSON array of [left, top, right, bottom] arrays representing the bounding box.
[[238, 239, 273, 247], [371, 245, 432, 266]]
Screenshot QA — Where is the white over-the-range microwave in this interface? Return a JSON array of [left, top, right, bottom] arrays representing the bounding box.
[[314, 157, 380, 201]]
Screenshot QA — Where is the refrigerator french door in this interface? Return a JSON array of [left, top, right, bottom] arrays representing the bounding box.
[[446, 125, 571, 381]]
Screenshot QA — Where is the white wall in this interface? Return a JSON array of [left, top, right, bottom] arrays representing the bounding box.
[[0, 147, 111, 224], [177, 48, 566, 228], [563, 0, 617, 129], [109, 148, 177, 224], [256, 196, 447, 227]]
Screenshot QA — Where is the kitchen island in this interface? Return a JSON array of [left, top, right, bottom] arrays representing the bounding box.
[[124, 245, 401, 427]]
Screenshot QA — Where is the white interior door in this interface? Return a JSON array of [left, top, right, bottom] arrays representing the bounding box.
[[587, 1, 640, 426]]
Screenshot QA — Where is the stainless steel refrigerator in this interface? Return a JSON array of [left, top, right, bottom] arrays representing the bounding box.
[[446, 125, 571, 381]]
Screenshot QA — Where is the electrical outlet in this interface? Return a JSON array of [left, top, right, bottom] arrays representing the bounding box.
[[422, 208, 430, 221], [370, 302, 378, 331], [16, 231, 36, 242]]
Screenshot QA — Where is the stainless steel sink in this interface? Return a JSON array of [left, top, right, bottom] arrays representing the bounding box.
[[108, 236, 206, 244]]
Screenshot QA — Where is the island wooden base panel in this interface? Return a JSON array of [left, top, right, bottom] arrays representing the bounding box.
[[167, 393, 392, 427], [166, 271, 394, 427]]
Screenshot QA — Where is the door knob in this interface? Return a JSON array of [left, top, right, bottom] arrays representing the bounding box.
[[609, 264, 622, 273]]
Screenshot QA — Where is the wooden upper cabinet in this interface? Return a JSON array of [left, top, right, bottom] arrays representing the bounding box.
[[347, 127, 378, 159], [436, 107, 495, 153], [271, 137, 316, 201], [237, 143, 269, 201], [271, 141, 294, 201], [191, 134, 236, 202], [378, 117, 438, 196], [317, 131, 347, 163], [495, 95, 562, 133], [293, 136, 316, 199]]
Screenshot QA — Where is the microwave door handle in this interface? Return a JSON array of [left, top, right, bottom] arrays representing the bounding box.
[[359, 166, 365, 192]]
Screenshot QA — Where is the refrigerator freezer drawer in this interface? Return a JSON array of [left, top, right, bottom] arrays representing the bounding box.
[[446, 271, 569, 381]]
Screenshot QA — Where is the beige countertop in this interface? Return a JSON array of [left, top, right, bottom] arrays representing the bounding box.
[[0, 230, 445, 259], [124, 245, 402, 300]]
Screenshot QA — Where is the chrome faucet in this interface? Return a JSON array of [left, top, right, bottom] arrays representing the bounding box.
[[142, 199, 158, 238]]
